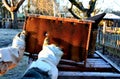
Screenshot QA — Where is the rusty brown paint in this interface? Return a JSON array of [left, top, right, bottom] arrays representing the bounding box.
[[23, 15, 93, 63]]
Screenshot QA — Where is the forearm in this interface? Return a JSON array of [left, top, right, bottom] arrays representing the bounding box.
[[22, 44, 63, 79], [0, 31, 26, 75]]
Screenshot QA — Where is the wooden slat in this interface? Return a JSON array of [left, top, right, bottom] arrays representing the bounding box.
[[58, 64, 112, 72], [88, 53, 100, 58], [86, 58, 111, 68], [58, 71, 120, 79], [93, 53, 100, 58], [96, 51, 120, 73]]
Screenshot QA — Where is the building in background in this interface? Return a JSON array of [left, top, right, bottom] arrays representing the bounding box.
[[103, 13, 120, 27]]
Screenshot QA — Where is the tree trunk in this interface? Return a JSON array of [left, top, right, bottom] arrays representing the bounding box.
[[10, 11, 18, 29], [2, 0, 25, 29]]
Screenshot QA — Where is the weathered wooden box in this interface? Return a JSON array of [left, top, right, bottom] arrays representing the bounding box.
[[23, 15, 93, 65], [21, 14, 120, 79]]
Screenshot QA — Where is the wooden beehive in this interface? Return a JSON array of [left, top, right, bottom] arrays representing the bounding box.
[[23, 15, 93, 65]]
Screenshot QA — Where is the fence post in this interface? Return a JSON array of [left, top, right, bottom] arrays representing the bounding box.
[[98, 27, 101, 44], [102, 22, 106, 54]]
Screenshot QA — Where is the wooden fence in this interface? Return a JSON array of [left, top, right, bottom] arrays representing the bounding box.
[[97, 27, 120, 56], [1, 18, 24, 29], [97, 31, 120, 48]]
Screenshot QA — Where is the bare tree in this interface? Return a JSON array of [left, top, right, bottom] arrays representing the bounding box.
[[32, 0, 58, 16], [33, 0, 53, 15], [2, 0, 25, 28]]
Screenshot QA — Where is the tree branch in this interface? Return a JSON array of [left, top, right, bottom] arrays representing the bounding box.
[[2, 0, 25, 12], [10, 0, 14, 6], [68, 0, 97, 18], [69, 0, 87, 12], [68, 4, 80, 19], [87, 0, 97, 17], [16, 0, 25, 11], [2, 0, 11, 12]]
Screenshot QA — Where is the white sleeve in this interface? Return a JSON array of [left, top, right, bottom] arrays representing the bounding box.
[[27, 44, 63, 79], [0, 47, 19, 63], [0, 31, 26, 75]]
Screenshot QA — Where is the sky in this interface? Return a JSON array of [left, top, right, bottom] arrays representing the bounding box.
[[57, 0, 120, 14], [96, 0, 120, 11], [78, 0, 120, 11], [19, 0, 120, 13]]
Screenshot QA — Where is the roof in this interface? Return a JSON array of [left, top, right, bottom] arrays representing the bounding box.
[[103, 13, 120, 20]]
